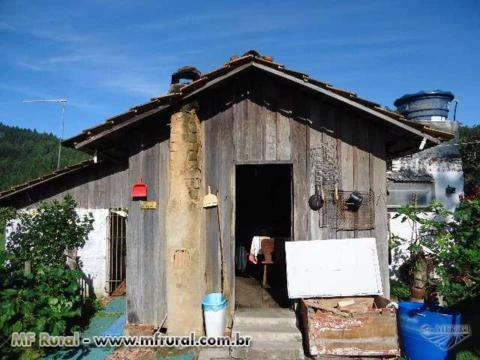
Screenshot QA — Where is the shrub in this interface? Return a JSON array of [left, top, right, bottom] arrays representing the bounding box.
[[0, 195, 93, 353], [391, 198, 480, 306], [0, 266, 83, 336], [436, 197, 480, 305], [6, 195, 93, 269]]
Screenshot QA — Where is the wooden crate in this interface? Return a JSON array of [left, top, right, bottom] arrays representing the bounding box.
[[300, 296, 399, 357]]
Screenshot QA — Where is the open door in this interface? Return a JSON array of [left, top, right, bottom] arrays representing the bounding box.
[[235, 164, 292, 308]]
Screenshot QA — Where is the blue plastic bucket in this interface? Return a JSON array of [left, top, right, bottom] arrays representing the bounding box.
[[202, 292, 227, 312], [202, 293, 228, 337], [398, 301, 462, 360]]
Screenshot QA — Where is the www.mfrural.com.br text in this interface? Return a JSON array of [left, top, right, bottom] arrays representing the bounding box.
[[10, 331, 252, 348]]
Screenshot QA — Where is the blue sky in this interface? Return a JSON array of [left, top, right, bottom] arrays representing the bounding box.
[[0, 0, 479, 139]]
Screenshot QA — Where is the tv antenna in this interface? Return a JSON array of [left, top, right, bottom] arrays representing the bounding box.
[[23, 99, 67, 170]]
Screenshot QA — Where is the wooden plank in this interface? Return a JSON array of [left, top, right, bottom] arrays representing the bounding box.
[[155, 138, 169, 324], [233, 97, 248, 162], [291, 89, 308, 241], [276, 85, 291, 161], [308, 100, 324, 240], [218, 98, 235, 319], [263, 80, 277, 161], [354, 116, 372, 238], [337, 110, 355, 239], [246, 80, 264, 161], [126, 132, 142, 324], [371, 125, 389, 296], [323, 105, 339, 239], [204, 98, 221, 294], [204, 89, 236, 321], [140, 141, 157, 322], [308, 101, 340, 240]]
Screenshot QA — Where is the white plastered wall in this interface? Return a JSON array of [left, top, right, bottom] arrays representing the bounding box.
[[77, 209, 109, 297]]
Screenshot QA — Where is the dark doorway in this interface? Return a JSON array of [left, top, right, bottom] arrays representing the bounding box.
[[235, 164, 292, 308]]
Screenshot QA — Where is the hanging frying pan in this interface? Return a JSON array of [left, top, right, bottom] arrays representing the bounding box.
[[308, 185, 324, 211]]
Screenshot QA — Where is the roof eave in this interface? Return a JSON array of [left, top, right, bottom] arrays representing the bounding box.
[[0, 160, 95, 202]]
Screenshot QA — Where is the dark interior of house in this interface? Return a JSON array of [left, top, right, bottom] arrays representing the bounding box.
[[235, 164, 292, 308]]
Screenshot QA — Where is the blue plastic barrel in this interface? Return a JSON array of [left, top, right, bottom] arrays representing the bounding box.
[[398, 301, 462, 360]]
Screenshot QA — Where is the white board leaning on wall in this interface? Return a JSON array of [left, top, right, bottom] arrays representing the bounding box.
[[285, 238, 383, 298]]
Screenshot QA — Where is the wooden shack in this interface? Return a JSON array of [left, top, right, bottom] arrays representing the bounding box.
[[0, 51, 453, 335]]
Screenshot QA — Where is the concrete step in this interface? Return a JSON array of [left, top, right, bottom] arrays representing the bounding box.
[[231, 339, 305, 359], [234, 324, 302, 343], [231, 308, 304, 359], [234, 308, 297, 328]]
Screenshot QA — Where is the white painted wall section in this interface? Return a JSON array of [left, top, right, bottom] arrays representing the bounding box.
[[77, 209, 109, 297]]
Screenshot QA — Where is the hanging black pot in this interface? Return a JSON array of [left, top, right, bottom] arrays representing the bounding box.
[[346, 191, 363, 210], [309, 185, 324, 211]]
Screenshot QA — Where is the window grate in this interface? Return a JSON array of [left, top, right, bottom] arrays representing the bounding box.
[[106, 210, 127, 294]]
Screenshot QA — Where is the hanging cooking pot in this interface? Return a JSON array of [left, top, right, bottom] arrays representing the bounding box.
[[346, 191, 363, 210], [308, 185, 324, 211]]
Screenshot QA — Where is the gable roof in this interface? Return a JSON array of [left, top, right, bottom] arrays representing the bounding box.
[[63, 51, 453, 157]]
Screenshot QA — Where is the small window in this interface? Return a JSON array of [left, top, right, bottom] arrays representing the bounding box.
[[387, 182, 434, 208]]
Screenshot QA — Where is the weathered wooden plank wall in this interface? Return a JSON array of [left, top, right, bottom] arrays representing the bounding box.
[[126, 124, 169, 326], [230, 76, 309, 241], [202, 70, 390, 298]]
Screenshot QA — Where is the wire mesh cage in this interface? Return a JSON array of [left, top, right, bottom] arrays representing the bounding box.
[[309, 144, 375, 231], [320, 190, 375, 231]]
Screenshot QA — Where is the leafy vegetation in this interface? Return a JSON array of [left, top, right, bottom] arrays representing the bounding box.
[[459, 124, 480, 194], [390, 280, 411, 301], [0, 122, 88, 192], [0, 207, 16, 249], [392, 198, 480, 306], [0, 196, 93, 357], [436, 197, 480, 305], [6, 196, 93, 269]]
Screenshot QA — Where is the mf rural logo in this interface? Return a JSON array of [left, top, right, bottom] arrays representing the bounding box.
[[420, 324, 471, 351]]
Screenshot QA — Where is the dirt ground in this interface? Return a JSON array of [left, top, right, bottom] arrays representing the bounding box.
[[235, 274, 290, 308], [107, 346, 196, 360]]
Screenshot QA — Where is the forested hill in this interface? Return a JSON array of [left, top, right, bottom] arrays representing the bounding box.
[[0, 122, 88, 192]]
